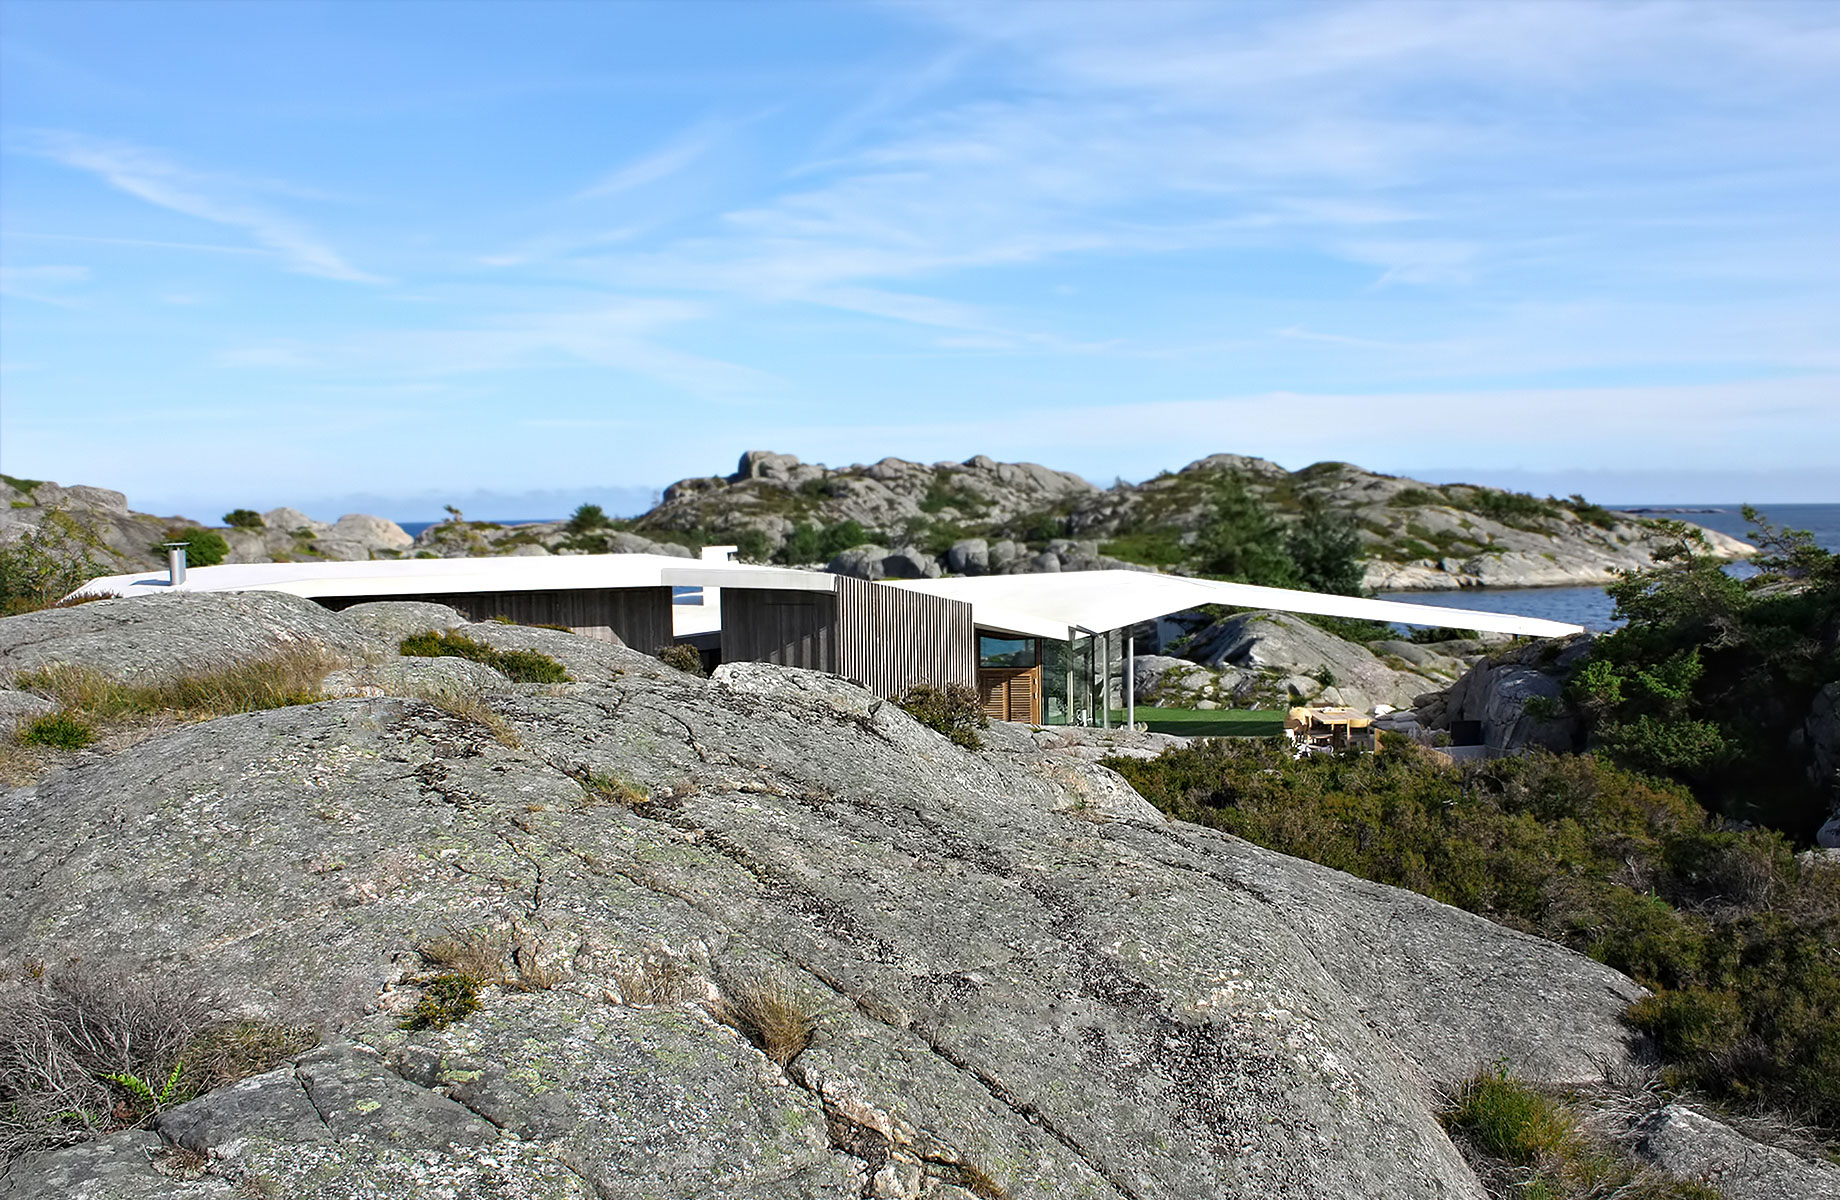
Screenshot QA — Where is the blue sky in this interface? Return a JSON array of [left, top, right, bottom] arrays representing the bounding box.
[[2, 0, 1836, 520]]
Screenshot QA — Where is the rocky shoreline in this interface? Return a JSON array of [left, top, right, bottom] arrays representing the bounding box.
[[2, 452, 1751, 591]]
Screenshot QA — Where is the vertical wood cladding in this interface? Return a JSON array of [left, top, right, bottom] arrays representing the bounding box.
[[719, 588, 839, 672], [834, 577, 976, 698], [317, 587, 673, 650]]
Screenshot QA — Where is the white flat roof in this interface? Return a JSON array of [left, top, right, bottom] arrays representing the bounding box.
[[887, 571, 1584, 639], [72, 553, 840, 601], [75, 555, 1582, 641]]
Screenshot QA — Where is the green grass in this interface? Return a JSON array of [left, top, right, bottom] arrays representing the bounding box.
[[1127, 707, 1285, 737], [399, 630, 571, 684]]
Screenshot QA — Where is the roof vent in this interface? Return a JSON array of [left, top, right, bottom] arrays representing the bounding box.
[[161, 542, 189, 587]]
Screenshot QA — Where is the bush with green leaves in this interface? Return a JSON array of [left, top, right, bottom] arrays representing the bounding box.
[[0, 511, 109, 617], [1566, 510, 1840, 835], [655, 643, 707, 676], [895, 682, 988, 750], [777, 519, 870, 565], [399, 630, 571, 684], [222, 509, 265, 530], [156, 527, 229, 568], [1103, 737, 1840, 1139]]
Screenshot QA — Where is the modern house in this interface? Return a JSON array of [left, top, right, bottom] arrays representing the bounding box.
[[74, 552, 1581, 728]]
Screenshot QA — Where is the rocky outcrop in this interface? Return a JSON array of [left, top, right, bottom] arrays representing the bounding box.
[[227, 508, 414, 563], [0, 477, 416, 574], [1632, 1104, 1839, 1200], [1144, 611, 1453, 713], [0, 600, 1668, 1197], [1408, 635, 1595, 752], [0, 478, 189, 575], [0, 591, 380, 684]]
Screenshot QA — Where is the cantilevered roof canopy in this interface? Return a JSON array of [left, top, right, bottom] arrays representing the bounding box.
[[886, 571, 1584, 640], [71, 554, 839, 601]]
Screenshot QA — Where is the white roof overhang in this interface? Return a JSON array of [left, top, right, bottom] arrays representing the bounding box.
[[71, 554, 840, 602], [884, 570, 1584, 639]]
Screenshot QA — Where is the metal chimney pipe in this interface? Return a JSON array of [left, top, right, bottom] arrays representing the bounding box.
[[162, 542, 188, 587]]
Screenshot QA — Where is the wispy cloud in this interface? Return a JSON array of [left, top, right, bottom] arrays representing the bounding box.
[[22, 132, 383, 283], [216, 299, 780, 398], [0, 264, 91, 306], [574, 121, 721, 200]]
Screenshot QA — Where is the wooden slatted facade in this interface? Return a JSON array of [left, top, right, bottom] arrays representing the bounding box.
[[718, 587, 840, 672], [318, 587, 674, 650], [833, 576, 975, 697], [719, 578, 974, 699]]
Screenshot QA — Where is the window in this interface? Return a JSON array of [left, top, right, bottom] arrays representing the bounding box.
[[672, 586, 704, 606], [978, 635, 1038, 668]]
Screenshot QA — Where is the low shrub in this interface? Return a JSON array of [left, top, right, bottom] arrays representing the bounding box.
[[1103, 738, 1840, 1140], [222, 509, 265, 530], [399, 974, 481, 1031], [157, 527, 229, 568], [19, 711, 95, 750], [0, 511, 109, 617], [655, 643, 707, 676], [1445, 1069, 1575, 1163], [895, 682, 988, 750], [399, 630, 571, 685]]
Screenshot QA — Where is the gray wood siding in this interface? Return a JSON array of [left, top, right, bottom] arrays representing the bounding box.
[[834, 576, 976, 697], [719, 588, 840, 672], [318, 587, 673, 650]]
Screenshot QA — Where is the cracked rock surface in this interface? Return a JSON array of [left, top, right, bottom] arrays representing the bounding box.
[[1, 612, 1655, 1198]]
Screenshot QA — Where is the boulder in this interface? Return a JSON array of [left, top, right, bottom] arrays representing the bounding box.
[[323, 655, 510, 698], [336, 600, 469, 645], [0, 592, 380, 684], [827, 545, 890, 580], [1426, 635, 1594, 753], [1633, 1104, 1839, 1200], [879, 547, 941, 580], [1185, 612, 1441, 713], [0, 689, 57, 722], [945, 538, 989, 575]]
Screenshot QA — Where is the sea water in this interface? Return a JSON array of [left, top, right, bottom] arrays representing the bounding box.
[[1379, 503, 1840, 632]]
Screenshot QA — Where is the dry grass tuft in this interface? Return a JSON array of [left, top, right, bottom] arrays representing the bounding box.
[[14, 646, 341, 722], [417, 687, 521, 747], [612, 950, 697, 1006], [578, 769, 649, 807], [941, 1162, 1012, 1200], [417, 928, 507, 982], [417, 925, 563, 994], [711, 975, 819, 1068], [0, 967, 313, 1161]]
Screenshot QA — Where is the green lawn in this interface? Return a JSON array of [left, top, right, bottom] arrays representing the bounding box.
[[1120, 707, 1286, 738]]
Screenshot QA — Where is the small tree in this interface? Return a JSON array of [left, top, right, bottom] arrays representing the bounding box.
[[222, 509, 265, 530], [1286, 497, 1364, 595], [0, 512, 109, 616], [566, 504, 609, 534], [1194, 476, 1300, 587]]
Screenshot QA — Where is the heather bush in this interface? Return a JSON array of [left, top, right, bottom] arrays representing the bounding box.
[[896, 682, 987, 750], [1104, 738, 1840, 1138]]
